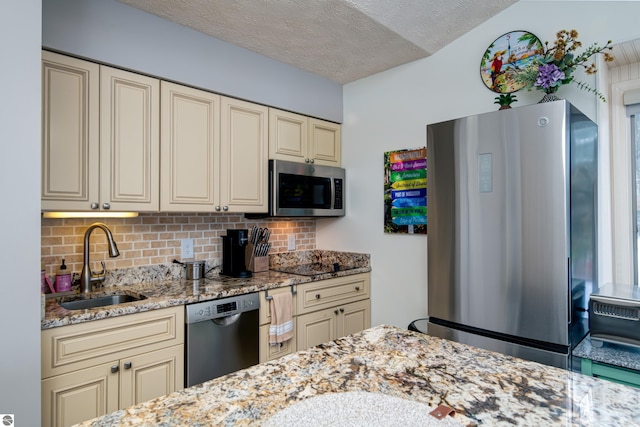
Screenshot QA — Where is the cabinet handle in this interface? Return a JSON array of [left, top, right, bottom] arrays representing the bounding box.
[[91, 203, 99, 210], [102, 203, 111, 210], [124, 361, 132, 370], [223, 206, 229, 211], [305, 158, 310, 163], [340, 308, 344, 313], [355, 286, 360, 291], [111, 365, 119, 374], [215, 206, 221, 211], [315, 294, 321, 299], [310, 159, 315, 164], [334, 309, 339, 315]]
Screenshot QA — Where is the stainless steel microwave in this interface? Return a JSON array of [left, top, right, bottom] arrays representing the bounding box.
[[268, 159, 345, 217]]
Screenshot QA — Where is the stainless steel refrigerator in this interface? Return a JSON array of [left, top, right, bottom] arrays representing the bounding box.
[[426, 100, 597, 369]]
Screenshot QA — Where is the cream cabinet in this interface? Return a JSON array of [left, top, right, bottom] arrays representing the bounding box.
[[99, 66, 159, 211], [160, 82, 220, 212], [41, 51, 99, 211], [258, 286, 297, 363], [41, 307, 184, 427], [220, 97, 269, 213], [160, 84, 268, 213], [269, 108, 341, 166], [41, 51, 160, 212], [258, 274, 370, 361], [295, 274, 370, 350]]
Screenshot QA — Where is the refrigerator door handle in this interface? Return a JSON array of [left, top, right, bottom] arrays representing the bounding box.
[[568, 257, 572, 324]]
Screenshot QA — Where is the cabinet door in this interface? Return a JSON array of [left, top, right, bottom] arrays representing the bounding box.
[[119, 345, 184, 408], [220, 97, 268, 213], [41, 361, 118, 427], [100, 66, 159, 212], [337, 299, 371, 339], [41, 51, 99, 211], [308, 118, 341, 166], [296, 308, 336, 350], [259, 324, 297, 363], [268, 108, 308, 162], [161, 82, 221, 211]]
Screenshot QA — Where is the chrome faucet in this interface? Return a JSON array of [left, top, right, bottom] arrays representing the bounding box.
[[80, 222, 120, 293]]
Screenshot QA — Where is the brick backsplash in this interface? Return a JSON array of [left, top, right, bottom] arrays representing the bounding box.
[[41, 213, 315, 277]]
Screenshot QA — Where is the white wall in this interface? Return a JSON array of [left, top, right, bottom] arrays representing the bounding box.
[[318, 1, 640, 328], [0, 1, 42, 425], [42, 0, 343, 123]]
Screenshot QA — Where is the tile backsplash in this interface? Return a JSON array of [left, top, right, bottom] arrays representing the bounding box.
[[41, 213, 315, 278]]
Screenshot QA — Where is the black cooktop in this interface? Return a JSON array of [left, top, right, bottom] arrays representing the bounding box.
[[272, 263, 352, 276]]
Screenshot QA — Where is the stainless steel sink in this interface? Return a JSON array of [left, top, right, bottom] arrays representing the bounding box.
[[59, 293, 147, 311]]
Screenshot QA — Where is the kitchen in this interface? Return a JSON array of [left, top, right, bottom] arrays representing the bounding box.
[[4, 0, 640, 426]]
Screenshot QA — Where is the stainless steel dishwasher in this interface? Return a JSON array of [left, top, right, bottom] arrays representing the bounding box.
[[185, 293, 260, 387]]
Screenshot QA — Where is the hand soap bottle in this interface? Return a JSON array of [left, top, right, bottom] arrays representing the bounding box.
[[55, 259, 72, 292]]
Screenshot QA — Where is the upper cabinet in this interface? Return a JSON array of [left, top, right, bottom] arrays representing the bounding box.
[[160, 82, 221, 212], [100, 66, 159, 212], [308, 118, 342, 166], [160, 84, 269, 213], [42, 51, 100, 211], [42, 52, 334, 215], [42, 51, 160, 212], [220, 97, 269, 213], [269, 108, 341, 166]]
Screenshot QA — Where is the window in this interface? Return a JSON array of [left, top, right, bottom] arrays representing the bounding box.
[[631, 105, 640, 282]]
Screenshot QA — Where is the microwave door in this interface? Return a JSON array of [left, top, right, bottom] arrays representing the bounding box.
[[269, 159, 345, 217]]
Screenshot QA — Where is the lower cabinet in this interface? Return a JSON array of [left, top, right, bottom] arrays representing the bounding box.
[[258, 273, 371, 362], [259, 323, 297, 362], [41, 307, 184, 427], [296, 299, 370, 350], [258, 285, 298, 363], [42, 361, 119, 427]]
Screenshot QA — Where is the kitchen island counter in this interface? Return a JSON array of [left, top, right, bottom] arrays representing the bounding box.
[[76, 325, 640, 426]]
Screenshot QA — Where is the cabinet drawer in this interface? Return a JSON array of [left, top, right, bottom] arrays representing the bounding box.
[[42, 307, 184, 378], [259, 286, 297, 326], [297, 274, 370, 315]]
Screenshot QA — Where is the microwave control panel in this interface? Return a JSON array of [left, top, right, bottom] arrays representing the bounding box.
[[334, 178, 343, 209]]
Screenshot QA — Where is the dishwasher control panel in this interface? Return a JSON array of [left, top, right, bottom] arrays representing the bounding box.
[[185, 293, 260, 324]]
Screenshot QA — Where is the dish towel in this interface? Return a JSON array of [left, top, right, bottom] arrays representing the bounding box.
[[269, 292, 294, 345]]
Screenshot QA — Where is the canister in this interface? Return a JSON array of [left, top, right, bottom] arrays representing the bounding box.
[[185, 260, 206, 280]]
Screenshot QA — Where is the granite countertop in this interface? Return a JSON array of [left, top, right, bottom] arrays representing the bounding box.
[[573, 334, 640, 371], [42, 250, 371, 330], [76, 325, 640, 427]]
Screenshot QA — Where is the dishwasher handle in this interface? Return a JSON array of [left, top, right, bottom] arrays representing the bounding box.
[[212, 313, 242, 326]]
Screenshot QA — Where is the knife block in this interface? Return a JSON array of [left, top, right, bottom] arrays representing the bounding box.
[[246, 244, 269, 272]]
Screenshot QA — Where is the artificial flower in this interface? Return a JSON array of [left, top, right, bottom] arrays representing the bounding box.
[[516, 29, 614, 100]]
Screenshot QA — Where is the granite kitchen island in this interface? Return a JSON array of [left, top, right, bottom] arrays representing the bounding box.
[[76, 325, 640, 426]]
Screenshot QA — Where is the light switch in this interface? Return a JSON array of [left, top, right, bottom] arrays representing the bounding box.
[[181, 238, 194, 259]]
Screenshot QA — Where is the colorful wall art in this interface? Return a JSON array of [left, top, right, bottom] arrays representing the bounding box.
[[383, 147, 427, 234]]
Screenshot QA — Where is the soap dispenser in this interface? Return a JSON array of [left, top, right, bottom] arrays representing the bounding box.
[[55, 259, 72, 292]]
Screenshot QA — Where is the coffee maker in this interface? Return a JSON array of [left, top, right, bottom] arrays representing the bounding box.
[[221, 229, 252, 278]]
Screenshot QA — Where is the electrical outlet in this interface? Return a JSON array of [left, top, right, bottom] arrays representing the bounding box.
[[287, 235, 296, 251], [181, 238, 194, 259]]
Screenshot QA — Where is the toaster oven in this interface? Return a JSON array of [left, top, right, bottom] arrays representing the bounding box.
[[589, 283, 640, 348]]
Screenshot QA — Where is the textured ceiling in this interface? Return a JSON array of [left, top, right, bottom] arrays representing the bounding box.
[[117, 0, 517, 83]]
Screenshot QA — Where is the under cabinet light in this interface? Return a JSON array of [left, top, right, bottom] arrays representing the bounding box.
[[42, 212, 139, 219]]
